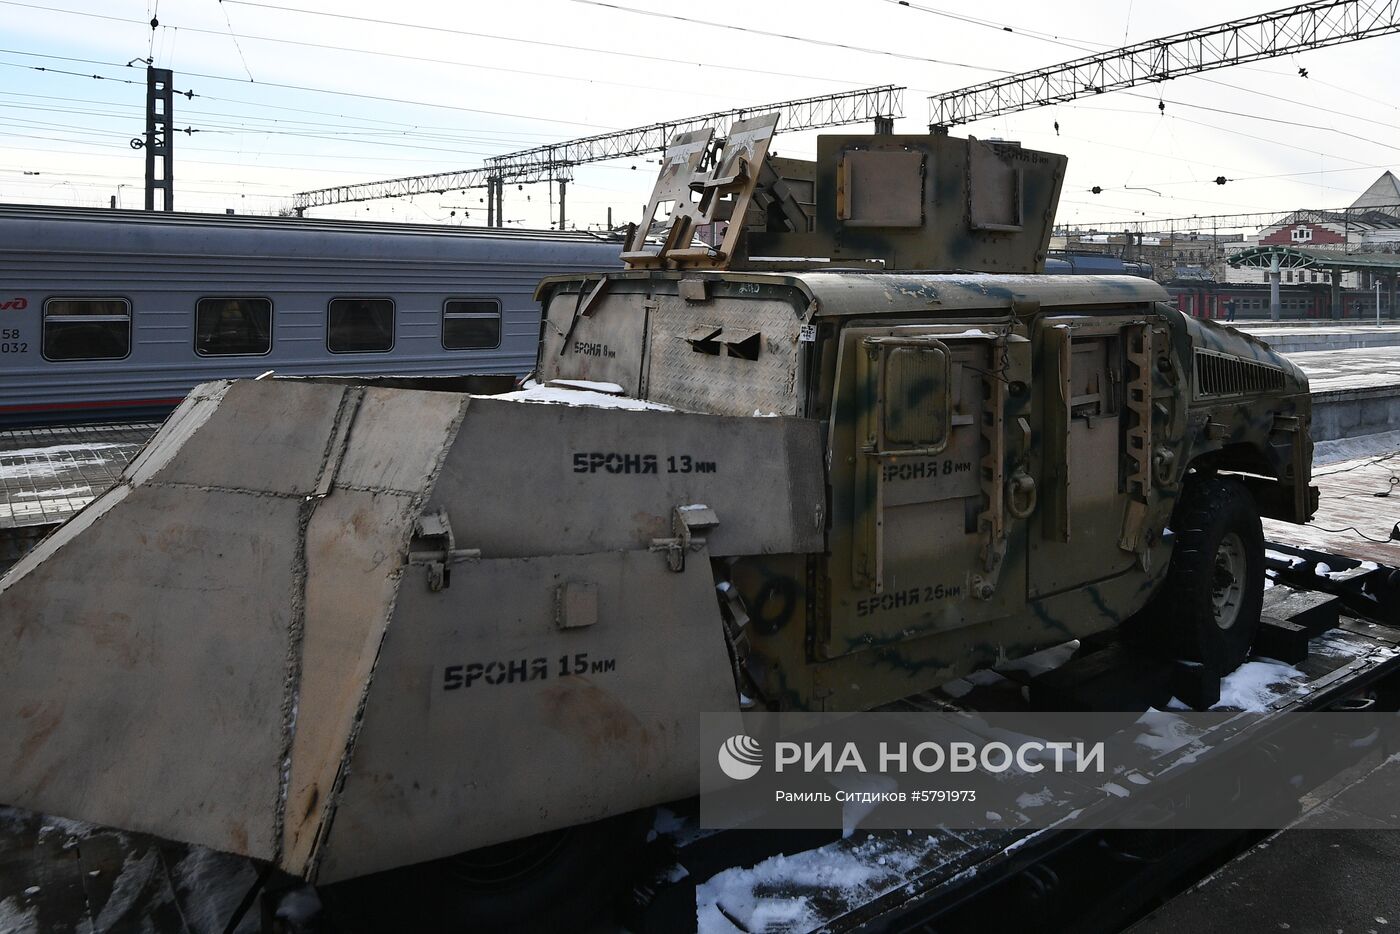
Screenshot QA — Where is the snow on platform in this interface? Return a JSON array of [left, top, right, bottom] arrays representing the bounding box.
[[1239, 323, 1400, 354], [0, 423, 158, 530], [1289, 343, 1400, 394]]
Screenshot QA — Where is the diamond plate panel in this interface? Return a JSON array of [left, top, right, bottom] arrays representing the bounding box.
[[644, 295, 801, 416]]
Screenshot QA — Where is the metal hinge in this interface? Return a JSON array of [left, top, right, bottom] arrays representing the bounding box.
[[649, 504, 719, 572], [407, 508, 481, 591]]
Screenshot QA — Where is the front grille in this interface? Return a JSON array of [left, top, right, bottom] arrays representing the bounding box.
[[1194, 349, 1286, 396]]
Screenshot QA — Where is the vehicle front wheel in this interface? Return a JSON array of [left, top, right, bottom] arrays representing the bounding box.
[[1137, 476, 1265, 674]]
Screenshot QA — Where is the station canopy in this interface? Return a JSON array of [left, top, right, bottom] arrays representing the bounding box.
[[1228, 244, 1400, 275]]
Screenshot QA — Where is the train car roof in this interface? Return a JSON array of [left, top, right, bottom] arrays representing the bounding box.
[[0, 203, 624, 257]]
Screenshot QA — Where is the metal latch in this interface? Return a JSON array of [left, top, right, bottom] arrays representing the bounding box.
[[407, 507, 481, 591], [650, 504, 719, 572]]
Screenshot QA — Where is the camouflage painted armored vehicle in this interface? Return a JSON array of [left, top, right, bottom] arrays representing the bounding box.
[[0, 116, 1314, 923]]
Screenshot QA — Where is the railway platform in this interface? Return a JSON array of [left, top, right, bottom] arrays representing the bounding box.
[[0, 422, 159, 568], [1285, 344, 1400, 441], [1240, 322, 1400, 353], [1129, 778, 1400, 934]]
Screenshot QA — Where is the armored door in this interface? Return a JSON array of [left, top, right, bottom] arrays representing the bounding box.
[[822, 322, 1034, 661]]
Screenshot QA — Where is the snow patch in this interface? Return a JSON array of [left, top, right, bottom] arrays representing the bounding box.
[[1313, 429, 1400, 466], [651, 806, 717, 848], [940, 678, 975, 699], [0, 442, 128, 459], [95, 849, 166, 931], [1015, 787, 1056, 809], [546, 378, 624, 394], [273, 887, 323, 925], [170, 847, 263, 934], [1213, 660, 1308, 712], [13, 485, 92, 499], [696, 836, 923, 933], [939, 642, 1079, 697], [495, 382, 675, 411], [1310, 633, 1373, 660], [998, 640, 1080, 677], [1265, 549, 1306, 568], [37, 815, 99, 841], [832, 773, 900, 838], [0, 896, 38, 934], [1133, 710, 1205, 754], [0, 458, 108, 481]]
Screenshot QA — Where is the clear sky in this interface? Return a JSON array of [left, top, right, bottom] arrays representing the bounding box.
[[4, 0, 1399, 233]]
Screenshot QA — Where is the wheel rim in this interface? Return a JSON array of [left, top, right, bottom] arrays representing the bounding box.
[[1211, 532, 1246, 630]]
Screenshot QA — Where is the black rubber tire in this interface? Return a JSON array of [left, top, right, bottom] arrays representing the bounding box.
[[319, 809, 652, 933], [1137, 476, 1265, 674]]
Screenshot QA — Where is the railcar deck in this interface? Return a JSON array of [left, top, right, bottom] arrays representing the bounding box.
[[671, 571, 1400, 934]]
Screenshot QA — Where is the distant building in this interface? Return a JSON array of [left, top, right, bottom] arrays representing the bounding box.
[[1050, 230, 1243, 283], [1226, 172, 1400, 288], [1350, 170, 1400, 214]]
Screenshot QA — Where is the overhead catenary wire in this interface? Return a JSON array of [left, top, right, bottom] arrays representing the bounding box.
[[180, 0, 889, 89], [0, 47, 618, 130], [0, 1, 819, 106], [0, 82, 563, 144], [213, 0, 255, 83]]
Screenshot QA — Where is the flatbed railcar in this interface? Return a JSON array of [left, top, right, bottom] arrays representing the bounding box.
[[0, 204, 621, 426]]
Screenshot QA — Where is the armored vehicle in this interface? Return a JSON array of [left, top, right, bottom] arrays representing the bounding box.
[[0, 115, 1314, 925]]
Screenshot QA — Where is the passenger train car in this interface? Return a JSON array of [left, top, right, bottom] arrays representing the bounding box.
[[0, 205, 622, 426], [1044, 250, 1153, 278]]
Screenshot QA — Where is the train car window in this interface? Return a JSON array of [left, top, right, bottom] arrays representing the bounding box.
[[195, 298, 272, 356], [328, 298, 395, 353], [442, 299, 501, 350], [42, 298, 131, 361]]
